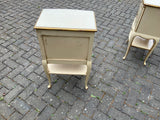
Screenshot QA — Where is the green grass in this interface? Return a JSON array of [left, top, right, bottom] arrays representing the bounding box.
[[91, 94, 100, 100], [0, 97, 4, 101]]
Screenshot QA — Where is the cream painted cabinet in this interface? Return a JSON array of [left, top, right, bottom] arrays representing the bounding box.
[[34, 9, 97, 89], [123, 0, 160, 65]]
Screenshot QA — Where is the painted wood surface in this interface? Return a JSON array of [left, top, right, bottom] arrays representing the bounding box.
[[34, 9, 97, 31], [143, 0, 160, 7]]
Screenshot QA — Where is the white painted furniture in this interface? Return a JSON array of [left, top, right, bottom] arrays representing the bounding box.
[[123, 0, 160, 65], [34, 9, 97, 89]]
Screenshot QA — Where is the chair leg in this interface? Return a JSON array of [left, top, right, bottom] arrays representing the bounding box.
[[42, 60, 52, 88], [85, 61, 91, 89]]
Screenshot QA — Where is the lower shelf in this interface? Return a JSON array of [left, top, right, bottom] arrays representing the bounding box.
[[47, 64, 87, 75], [132, 36, 154, 50]]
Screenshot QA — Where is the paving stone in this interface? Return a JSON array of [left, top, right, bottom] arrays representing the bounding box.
[[37, 105, 56, 120], [11, 98, 31, 115], [27, 95, 46, 112], [98, 94, 113, 113], [7, 65, 24, 78], [83, 98, 99, 117], [89, 72, 102, 87], [8, 111, 23, 120], [16, 57, 30, 68], [126, 88, 139, 106], [112, 91, 127, 110], [42, 92, 60, 108], [57, 90, 76, 105], [49, 79, 65, 95], [0, 87, 9, 97], [93, 110, 109, 120], [0, 67, 12, 80], [34, 81, 48, 97], [35, 65, 44, 75], [19, 83, 37, 100], [150, 84, 160, 101], [22, 109, 38, 120], [79, 114, 91, 120], [64, 76, 79, 92], [122, 105, 145, 120], [108, 107, 130, 120], [97, 82, 117, 96], [4, 59, 19, 69], [1, 77, 16, 90], [21, 64, 38, 77], [71, 87, 90, 102], [146, 75, 160, 86], [0, 101, 14, 119], [27, 72, 45, 85], [4, 85, 23, 103], [136, 101, 158, 117], [51, 103, 69, 120], [13, 75, 30, 87], [149, 98, 160, 110], [67, 100, 85, 120], [22, 48, 37, 59]]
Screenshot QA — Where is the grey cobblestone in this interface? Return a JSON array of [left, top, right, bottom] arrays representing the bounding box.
[[57, 90, 77, 105], [11, 98, 31, 115], [122, 105, 145, 120], [19, 83, 37, 100], [93, 110, 109, 120], [8, 111, 23, 120], [108, 107, 130, 120], [27, 94, 46, 112], [136, 101, 158, 118], [1, 77, 16, 90], [42, 92, 61, 108], [51, 103, 69, 120], [67, 100, 85, 120], [37, 105, 56, 120], [4, 85, 23, 103], [98, 94, 113, 113], [0, 101, 14, 119], [13, 75, 31, 87], [22, 109, 38, 120]]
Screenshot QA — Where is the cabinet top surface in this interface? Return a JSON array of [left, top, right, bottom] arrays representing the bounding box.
[[34, 9, 97, 31], [143, 0, 160, 7]]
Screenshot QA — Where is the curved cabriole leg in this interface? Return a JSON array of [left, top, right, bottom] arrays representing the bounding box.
[[144, 41, 158, 66], [125, 39, 129, 43], [123, 41, 131, 60], [42, 60, 52, 88], [123, 32, 135, 60], [85, 61, 92, 89]]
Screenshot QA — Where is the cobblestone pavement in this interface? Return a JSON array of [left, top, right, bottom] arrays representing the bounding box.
[[0, 0, 160, 120]]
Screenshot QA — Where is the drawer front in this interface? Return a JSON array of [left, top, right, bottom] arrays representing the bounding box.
[[43, 36, 89, 60]]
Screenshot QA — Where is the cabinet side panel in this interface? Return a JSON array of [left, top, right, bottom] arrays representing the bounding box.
[[44, 36, 89, 60]]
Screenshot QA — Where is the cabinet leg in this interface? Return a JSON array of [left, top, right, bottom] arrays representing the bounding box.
[[85, 61, 91, 89], [42, 60, 52, 89], [144, 41, 158, 66]]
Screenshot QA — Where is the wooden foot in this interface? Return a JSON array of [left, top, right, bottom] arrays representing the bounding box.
[[85, 85, 88, 90], [48, 84, 51, 88]]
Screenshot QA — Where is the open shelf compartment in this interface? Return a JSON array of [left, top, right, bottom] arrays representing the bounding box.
[[132, 36, 154, 50], [47, 64, 87, 75]]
